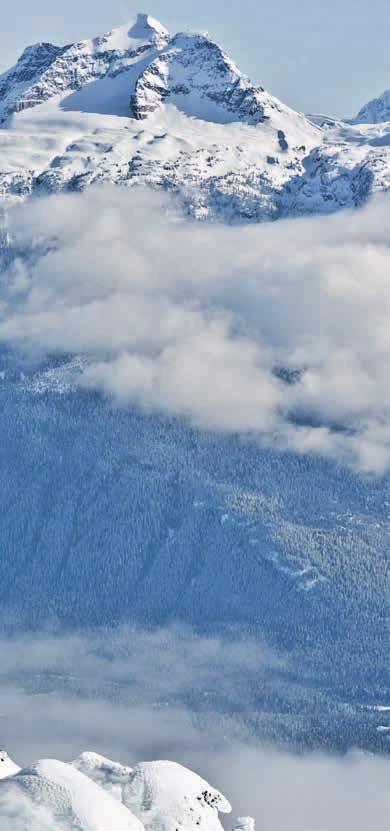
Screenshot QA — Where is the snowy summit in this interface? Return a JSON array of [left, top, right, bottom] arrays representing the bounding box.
[[0, 12, 390, 219]]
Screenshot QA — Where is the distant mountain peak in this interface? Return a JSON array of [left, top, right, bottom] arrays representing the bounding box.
[[132, 11, 169, 37], [91, 13, 169, 53], [352, 89, 390, 124], [1, 15, 390, 221], [0, 13, 170, 124], [0, 13, 315, 132], [130, 27, 310, 127]]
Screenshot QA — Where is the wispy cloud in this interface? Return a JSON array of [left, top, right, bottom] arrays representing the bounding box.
[[0, 626, 283, 762]]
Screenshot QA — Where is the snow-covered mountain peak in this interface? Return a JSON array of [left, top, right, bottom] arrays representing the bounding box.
[[130, 13, 169, 41], [1, 14, 390, 220], [0, 10, 324, 219], [91, 13, 169, 54], [352, 89, 390, 124], [130, 28, 310, 127], [0, 13, 316, 136], [0, 13, 170, 124], [13, 41, 67, 70], [0, 41, 68, 121]]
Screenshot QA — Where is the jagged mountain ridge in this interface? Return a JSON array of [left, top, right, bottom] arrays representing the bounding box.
[[0, 13, 323, 221], [2, 12, 390, 219], [0, 14, 170, 123], [129, 30, 305, 126], [0, 14, 312, 132]]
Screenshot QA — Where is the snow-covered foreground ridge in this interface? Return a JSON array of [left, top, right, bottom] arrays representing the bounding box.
[[1, 12, 390, 219], [0, 750, 251, 831]]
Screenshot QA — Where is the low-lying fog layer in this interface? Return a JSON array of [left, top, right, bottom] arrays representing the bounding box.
[[0, 628, 388, 830]]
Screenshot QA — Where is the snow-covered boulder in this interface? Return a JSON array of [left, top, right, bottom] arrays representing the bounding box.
[[73, 754, 232, 831], [0, 753, 233, 831], [73, 750, 133, 801], [0, 758, 144, 831], [0, 750, 20, 780], [123, 760, 231, 831]]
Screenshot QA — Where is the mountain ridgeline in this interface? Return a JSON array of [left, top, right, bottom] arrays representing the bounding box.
[[0, 13, 390, 218]]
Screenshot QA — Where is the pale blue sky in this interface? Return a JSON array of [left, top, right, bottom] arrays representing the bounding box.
[[1, 0, 389, 118]]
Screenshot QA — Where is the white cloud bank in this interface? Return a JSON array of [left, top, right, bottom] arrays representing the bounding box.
[[2, 187, 390, 471], [0, 628, 388, 831]]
